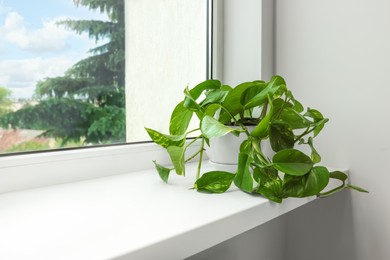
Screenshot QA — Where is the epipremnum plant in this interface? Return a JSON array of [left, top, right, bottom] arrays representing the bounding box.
[[145, 75, 368, 203]]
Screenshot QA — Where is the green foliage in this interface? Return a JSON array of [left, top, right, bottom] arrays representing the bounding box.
[[146, 76, 368, 203], [194, 171, 235, 193], [5, 140, 52, 153], [4, 139, 84, 153], [0, 0, 125, 145], [0, 87, 12, 116]]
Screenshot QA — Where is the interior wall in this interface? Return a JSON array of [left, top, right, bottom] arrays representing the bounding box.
[[186, 216, 286, 260], [189, 1, 287, 259], [275, 1, 390, 259]]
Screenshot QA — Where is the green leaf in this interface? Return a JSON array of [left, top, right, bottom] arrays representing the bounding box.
[[167, 146, 185, 175], [240, 82, 267, 107], [255, 180, 283, 203], [204, 103, 221, 117], [282, 175, 306, 197], [153, 161, 171, 183], [145, 127, 185, 148], [270, 75, 286, 87], [269, 122, 294, 152], [253, 167, 278, 184], [169, 101, 193, 135], [303, 166, 330, 196], [221, 85, 233, 91], [329, 171, 348, 182], [313, 118, 329, 137], [183, 80, 221, 110], [201, 115, 240, 139], [279, 107, 310, 129], [251, 96, 273, 138], [219, 82, 256, 124], [189, 79, 221, 99], [285, 90, 304, 113], [201, 89, 229, 107], [304, 108, 324, 122], [272, 149, 313, 176], [242, 78, 281, 110], [282, 166, 329, 197], [292, 99, 304, 113], [346, 184, 369, 193], [194, 171, 235, 193], [308, 137, 321, 163], [234, 153, 254, 193], [240, 139, 252, 154], [183, 86, 204, 112]]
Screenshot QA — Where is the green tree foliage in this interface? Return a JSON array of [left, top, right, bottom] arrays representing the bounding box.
[[0, 87, 12, 116], [1, 0, 125, 144]]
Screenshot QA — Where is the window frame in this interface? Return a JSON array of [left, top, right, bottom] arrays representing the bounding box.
[[0, 0, 222, 194], [0, 0, 275, 195]]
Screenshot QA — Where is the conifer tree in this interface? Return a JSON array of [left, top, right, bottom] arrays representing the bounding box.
[[1, 0, 125, 144]]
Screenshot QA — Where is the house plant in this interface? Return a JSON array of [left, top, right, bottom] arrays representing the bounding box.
[[145, 75, 367, 203]]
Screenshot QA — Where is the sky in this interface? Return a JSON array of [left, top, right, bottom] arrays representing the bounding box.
[[0, 0, 108, 99]]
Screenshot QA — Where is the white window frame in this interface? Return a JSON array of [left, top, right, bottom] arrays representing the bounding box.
[[0, 0, 274, 194], [0, 0, 221, 194]]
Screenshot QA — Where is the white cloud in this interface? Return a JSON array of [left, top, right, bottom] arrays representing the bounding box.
[[0, 11, 73, 53], [0, 55, 83, 99]]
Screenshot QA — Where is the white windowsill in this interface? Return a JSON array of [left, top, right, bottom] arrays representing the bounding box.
[[0, 160, 345, 260]]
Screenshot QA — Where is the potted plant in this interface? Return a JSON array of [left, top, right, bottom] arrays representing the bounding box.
[[145, 75, 367, 203]]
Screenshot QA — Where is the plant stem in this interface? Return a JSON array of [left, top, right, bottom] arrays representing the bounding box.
[[196, 138, 205, 179], [185, 135, 202, 150], [259, 99, 269, 120], [183, 135, 202, 163], [184, 149, 201, 163], [185, 128, 200, 138], [219, 104, 240, 125], [318, 184, 345, 198], [274, 95, 289, 119], [294, 126, 315, 143], [237, 122, 251, 136]]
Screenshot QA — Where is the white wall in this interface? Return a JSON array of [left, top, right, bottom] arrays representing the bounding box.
[[222, 0, 263, 85], [276, 0, 390, 259], [187, 216, 286, 260]]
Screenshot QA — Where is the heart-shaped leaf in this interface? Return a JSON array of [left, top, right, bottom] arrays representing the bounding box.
[[308, 137, 321, 163], [201, 89, 229, 107], [279, 107, 310, 129], [189, 79, 221, 99], [201, 115, 240, 139], [234, 153, 253, 193], [303, 166, 330, 196], [153, 161, 172, 183], [269, 122, 294, 152], [219, 82, 256, 124], [167, 145, 186, 175], [194, 171, 235, 193], [251, 96, 273, 138], [272, 149, 313, 176], [243, 78, 281, 110], [145, 127, 185, 148], [255, 180, 283, 203], [169, 101, 193, 135]]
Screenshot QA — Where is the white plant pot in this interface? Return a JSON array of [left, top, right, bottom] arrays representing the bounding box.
[[204, 126, 275, 172], [206, 132, 246, 165]]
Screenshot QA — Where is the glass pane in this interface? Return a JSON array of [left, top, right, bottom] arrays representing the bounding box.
[[0, 0, 207, 154], [126, 0, 207, 142]]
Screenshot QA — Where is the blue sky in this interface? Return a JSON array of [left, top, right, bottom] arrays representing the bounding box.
[[0, 0, 108, 99]]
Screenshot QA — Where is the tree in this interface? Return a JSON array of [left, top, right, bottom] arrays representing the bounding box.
[[1, 0, 125, 144], [0, 87, 12, 116]]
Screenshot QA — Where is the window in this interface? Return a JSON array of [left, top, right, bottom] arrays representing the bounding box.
[[0, 0, 209, 154], [0, 0, 275, 195]]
